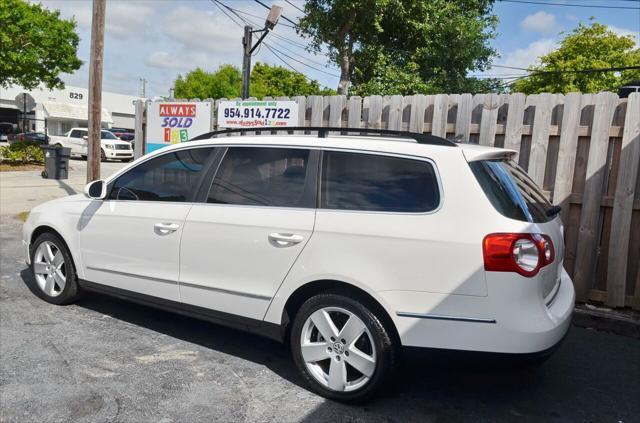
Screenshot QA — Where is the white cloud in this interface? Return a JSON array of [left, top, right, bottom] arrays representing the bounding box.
[[609, 25, 640, 47], [162, 6, 243, 54], [105, 3, 155, 39], [520, 11, 557, 34], [500, 38, 558, 70]]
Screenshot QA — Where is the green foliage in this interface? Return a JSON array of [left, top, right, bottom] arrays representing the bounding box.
[[250, 62, 336, 97], [0, 142, 44, 164], [173, 63, 334, 99], [297, 0, 498, 94], [512, 22, 640, 94], [0, 0, 82, 89], [174, 65, 242, 99]]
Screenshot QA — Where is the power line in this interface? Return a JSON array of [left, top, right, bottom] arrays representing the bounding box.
[[498, 0, 640, 10], [254, 0, 298, 26], [213, 0, 335, 90], [285, 0, 305, 13], [215, 0, 337, 71], [263, 43, 334, 90], [264, 42, 340, 77]]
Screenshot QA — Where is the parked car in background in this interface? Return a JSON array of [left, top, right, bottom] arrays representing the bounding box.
[[22, 128, 574, 402], [48, 128, 133, 162], [0, 122, 16, 142], [9, 132, 49, 144]]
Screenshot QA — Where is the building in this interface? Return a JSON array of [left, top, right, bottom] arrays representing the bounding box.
[[0, 84, 141, 136]]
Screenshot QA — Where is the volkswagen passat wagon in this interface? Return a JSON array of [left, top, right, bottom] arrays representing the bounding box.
[[23, 129, 574, 402]]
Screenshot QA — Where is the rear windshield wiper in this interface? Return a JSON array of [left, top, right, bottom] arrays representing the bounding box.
[[545, 205, 562, 217]]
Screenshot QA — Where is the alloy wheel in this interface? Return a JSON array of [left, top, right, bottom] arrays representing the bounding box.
[[300, 306, 377, 392], [33, 241, 66, 297]]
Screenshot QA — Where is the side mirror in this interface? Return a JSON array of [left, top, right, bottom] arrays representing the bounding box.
[[82, 135, 88, 140], [84, 180, 107, 200]]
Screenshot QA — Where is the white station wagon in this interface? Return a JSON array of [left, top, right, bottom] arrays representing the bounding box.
[[23, 128, 574, 401]]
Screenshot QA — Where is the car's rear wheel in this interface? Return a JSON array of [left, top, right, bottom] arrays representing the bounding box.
[[290, 293, 396, 402], [30, 232, 80, 305]]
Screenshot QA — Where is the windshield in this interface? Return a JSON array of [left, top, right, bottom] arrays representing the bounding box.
[[101, 131, 117, 140], [470, 159, 553, 223]]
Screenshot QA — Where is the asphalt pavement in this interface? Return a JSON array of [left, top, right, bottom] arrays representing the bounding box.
[[1, 216, 639, 422], [1, 162, 639, 422]]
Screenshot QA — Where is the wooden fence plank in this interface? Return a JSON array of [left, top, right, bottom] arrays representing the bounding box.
[[503, 93, 526, 154], [573, 91, 620, 301], [528, 93, 555, 186], [309, 95, 323, 127], [432, 94, 449, 138], [347, 96, 362, 132], [367, 95, 383, 129], [553, 92, 582, 211], [387, 95, 403, 131], [293, 95, 306, 134], [479, 93, 500, 146], [329, 95, 345, 128], [606, 93, 640, 307], [455, 93, 473, 143], [409, 95, 427, 134]]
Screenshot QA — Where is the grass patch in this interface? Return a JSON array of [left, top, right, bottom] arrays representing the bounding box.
[[0, 163, 43, 172], [16, 211, 30, 222]]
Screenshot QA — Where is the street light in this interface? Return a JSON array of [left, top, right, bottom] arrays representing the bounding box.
[[241, 5, 283, 99]]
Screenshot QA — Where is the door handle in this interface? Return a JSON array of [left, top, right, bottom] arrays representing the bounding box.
[[154, 222, 180, 235], [269, 233, 304, 247]]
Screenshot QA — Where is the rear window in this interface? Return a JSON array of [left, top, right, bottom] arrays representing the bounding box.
[[469, 159, 552, 223], [321, 151, 440, 213]]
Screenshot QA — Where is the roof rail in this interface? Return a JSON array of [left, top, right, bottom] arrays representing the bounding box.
[[190, 127, 458, 147]]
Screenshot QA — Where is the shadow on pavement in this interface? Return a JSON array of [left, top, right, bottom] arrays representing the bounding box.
[[18, 268, 640, 422]]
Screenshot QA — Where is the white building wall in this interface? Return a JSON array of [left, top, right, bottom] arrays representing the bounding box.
[[0, 84, 141, 134]]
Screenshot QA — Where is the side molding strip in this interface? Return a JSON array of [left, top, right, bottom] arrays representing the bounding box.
[[86, 267, 272, 301], [86, 266, 178, 285], [396, 311, 497, 324], [180, 281, 272, 301]]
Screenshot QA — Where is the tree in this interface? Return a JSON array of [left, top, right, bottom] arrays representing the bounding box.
[[0, 0, 82, 89], [173, 63, 334, 99], [512, 22, 640, 94], [297, 0, 498, 95], [250, 62, 335, 97], [174, 65, 242, 99]]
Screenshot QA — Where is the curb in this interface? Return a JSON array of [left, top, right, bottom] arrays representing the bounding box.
[[572, 306, 640, 339]]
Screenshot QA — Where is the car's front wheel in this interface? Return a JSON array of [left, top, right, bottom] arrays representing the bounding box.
[[30, 232, 81, 305], [290, 293, 397, 402]]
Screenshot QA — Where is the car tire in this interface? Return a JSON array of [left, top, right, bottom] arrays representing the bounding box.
[[30, 232, 81, 305], [290, 292, 397, 402], [100, 149, 106, 162]]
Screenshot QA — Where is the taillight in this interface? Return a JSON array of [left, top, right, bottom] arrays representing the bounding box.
[[483, 233, 554, 277]]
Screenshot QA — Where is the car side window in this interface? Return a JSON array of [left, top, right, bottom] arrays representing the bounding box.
[[69, 130, 81, 138], [320, 151, 440, 213], [109, 147, 214, 202], [207, 147, 312, 208]]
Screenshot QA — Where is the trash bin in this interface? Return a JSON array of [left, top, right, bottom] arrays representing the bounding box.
[[41, 145, 71, 179]]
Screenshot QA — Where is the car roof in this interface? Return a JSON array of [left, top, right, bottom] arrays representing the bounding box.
[[152, 134, 514, 161]]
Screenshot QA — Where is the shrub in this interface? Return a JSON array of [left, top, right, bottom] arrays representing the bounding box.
[[0, 142, 45, 164]]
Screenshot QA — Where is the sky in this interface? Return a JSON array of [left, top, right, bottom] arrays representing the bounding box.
[[38, 0, 640, 98]]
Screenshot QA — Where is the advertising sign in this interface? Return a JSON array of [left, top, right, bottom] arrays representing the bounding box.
[[217, 100, 298, 128], [146, 101, 212, 153]]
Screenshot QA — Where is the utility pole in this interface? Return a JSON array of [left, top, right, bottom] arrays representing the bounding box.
[[241, 5, 282, 99], [241, 25, 252, 99], [87, 0, 106, 183], [139, 77, 147, 98]]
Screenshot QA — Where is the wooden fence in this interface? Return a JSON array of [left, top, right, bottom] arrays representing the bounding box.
[[140, 92, 640, 309]]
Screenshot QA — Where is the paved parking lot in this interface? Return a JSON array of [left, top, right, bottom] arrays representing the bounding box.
[[1, 215, 639, 422], [1, 162, 639, 422], [0, 158, 126, 215]]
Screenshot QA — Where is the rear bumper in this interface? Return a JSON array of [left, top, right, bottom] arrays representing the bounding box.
[[381, 268, 575, 354]]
